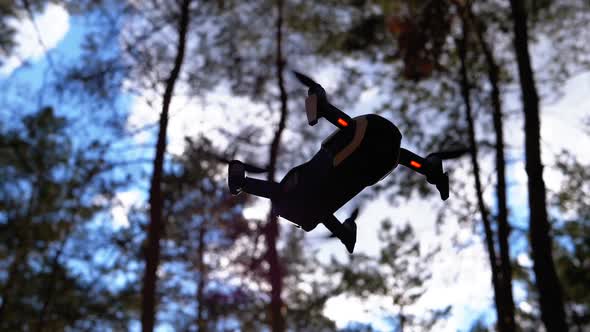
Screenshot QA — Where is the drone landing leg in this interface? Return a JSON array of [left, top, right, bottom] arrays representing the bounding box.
[[322, 215, 357, 253]]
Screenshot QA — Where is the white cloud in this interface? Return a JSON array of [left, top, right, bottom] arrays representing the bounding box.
[[516, 252, 533, 269], [323, 295, 394, 331], [111, 190, 144, 228], [0, 3, 70, 76], [314, 193, 495, 331], [541, 73, 590, 188], [419, 240, 494, 331], [242, 199, 271, 221], [127, 84, 267, 156], [500, 72, 590, 230]]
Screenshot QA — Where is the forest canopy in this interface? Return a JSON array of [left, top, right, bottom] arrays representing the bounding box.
[[1, 0, 589, 331]]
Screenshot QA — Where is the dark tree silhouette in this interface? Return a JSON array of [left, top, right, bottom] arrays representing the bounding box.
[[142, 1, 191, 331], [508, 0, 568, 331], [456, 16, 507, 332], [265, 1, 288, 330], [466, 4, 518, 330], [553, 152, 590, 331]]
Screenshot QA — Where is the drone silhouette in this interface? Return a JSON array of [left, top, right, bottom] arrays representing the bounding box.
[[228, 71, 467, 253]]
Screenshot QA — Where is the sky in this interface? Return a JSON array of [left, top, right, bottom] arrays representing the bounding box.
[[2, 3, 589, 332], [0, 4, 69, 76]]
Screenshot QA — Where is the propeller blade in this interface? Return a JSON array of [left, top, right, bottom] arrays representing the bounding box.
[[214, 154, 267, 174], [429, 148, 470, 160], [242, 163, 268, 174], [293, 71, 320, 88], [212, 155, 233, 164]]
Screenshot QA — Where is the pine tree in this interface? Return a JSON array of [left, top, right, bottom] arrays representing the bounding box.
[[552, 152, 589, 330], [157, 137, 259, 331], [0, 107, 132, 330], [329, 220, 449, 331], [508, 0, 568, 330]]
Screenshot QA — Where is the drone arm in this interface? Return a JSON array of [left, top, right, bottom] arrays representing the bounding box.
[[323, 102, 353, 129], [305, 94, 352, 129], [242, 178, 279, 199], [398, 148, 429, 176], [399, 148, 449, 200], [228, 161, 279, 199]]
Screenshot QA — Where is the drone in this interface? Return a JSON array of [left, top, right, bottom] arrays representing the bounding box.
[[228, 71, 466, 253]]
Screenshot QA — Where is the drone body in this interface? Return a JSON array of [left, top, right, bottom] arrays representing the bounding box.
[[228, 72, 460, 253], [274, 114, 400, 231]]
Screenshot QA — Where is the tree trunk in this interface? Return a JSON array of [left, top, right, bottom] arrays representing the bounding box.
[[0, 251, 25, 323], [399, 305, 406, 332], [508, 1, 568, 331], [196, 225, 207, 332], [36, 242, 65, 332], [469, 9, 517, 331], [265, 1, 288, 331], [141, 1, 191, 331], [457, 18, 507, 332]]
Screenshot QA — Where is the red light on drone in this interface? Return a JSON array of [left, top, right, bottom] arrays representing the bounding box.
[[410, 160, 422, 169], [337, 118, 349, 127]]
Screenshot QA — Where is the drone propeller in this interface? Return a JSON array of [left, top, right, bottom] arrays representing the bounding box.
[[293, 71, 326, 97], [427, 147, 470, 160], [184, 137, 269, 174], [293, 71, 319, 88], [241, 163, 268, 174], [203, 151, 268, 174], [225, 159, 267, 174], [293, 71, 354, 128]]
